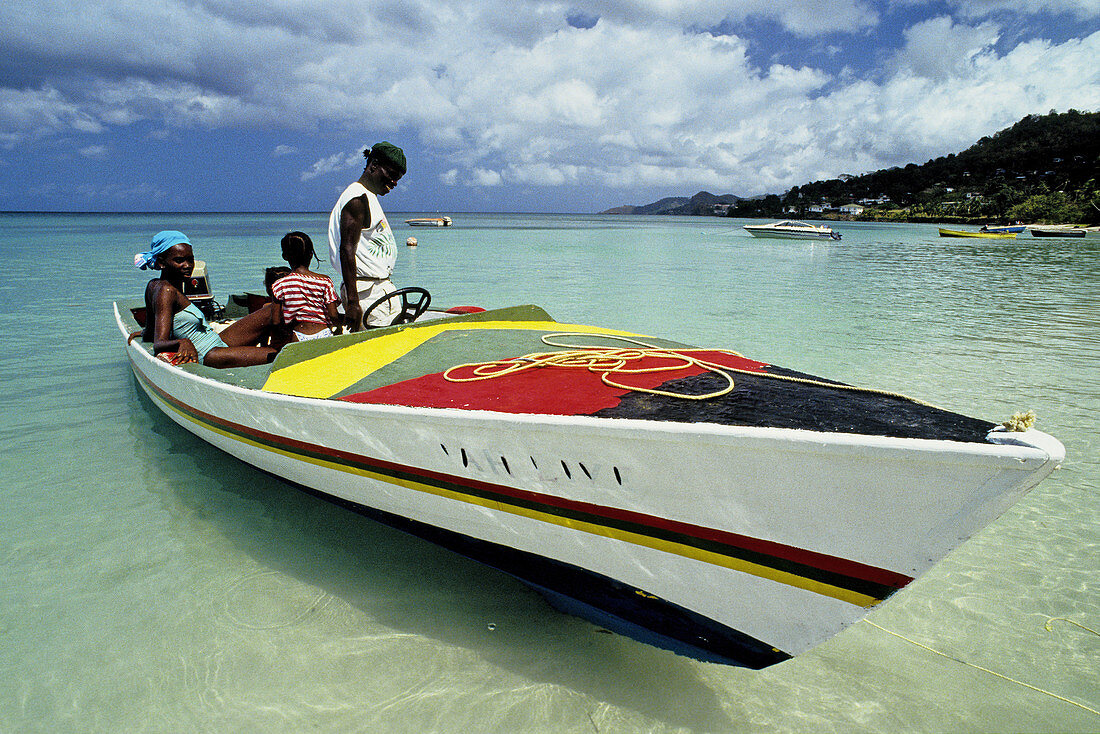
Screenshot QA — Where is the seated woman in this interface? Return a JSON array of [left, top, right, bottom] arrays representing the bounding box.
[[269, 231, 343, 341], [134, 230, 282, 367]]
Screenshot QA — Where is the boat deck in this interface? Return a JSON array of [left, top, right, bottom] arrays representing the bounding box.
[[119, 301, 994, 442]]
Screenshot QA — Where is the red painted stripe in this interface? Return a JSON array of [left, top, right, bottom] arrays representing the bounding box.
[[341, 350, 770, 415], [132, 359, 911, 591]]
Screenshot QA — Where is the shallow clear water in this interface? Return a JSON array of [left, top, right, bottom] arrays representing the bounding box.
[[1, 212, 1097, 732]]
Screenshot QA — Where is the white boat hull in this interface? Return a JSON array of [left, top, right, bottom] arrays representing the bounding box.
[[743, 221, 840, 240], [744, 228, 837, 239], [119, 305, 1063, 665], [406, 217, 452, 227]]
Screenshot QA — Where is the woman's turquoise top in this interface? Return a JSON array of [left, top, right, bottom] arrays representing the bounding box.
[[172, 303, 227, 360]]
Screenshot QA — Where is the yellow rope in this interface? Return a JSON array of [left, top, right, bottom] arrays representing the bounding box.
[[442, 333, 1047, 432], [443, 332, 943, 407], [1003, 409, 1037, 431], [443, 333, 738, 400], [863, 620, 1100, 717], [1045, 617, 1100, 637]]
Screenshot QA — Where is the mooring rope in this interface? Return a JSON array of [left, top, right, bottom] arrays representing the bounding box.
[[441, 333, 1044, 434], [443, 332, 946, 407], [443, 333, 739, 400], [1045, 617, 1100, 637], [863, 619, 1099, 717], [1002, 409, 1037, 432]]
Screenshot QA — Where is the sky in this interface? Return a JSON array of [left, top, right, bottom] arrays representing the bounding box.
[[0, 0, 1098, 214]]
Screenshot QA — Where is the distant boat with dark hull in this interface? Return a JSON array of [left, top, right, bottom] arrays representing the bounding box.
[[1029, 226, 1086, 238]]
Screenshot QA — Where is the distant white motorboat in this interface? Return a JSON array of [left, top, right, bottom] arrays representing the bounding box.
[[743, 220, 841, 240], [406, 217, 452, 227]]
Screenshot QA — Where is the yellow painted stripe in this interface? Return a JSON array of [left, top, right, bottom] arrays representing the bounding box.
[[261, 320, 644, 398], [141, 366, 876, 608], [301, 447, 877, 608]]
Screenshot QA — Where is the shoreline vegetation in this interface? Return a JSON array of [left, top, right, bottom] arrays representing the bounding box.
[[602, 110, 1099, 227]]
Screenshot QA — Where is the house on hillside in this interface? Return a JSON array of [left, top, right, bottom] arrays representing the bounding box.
[[839, 203, 864, 215]]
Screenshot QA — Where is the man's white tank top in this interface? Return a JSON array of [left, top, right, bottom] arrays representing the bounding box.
[[327, 182, 397, 279]]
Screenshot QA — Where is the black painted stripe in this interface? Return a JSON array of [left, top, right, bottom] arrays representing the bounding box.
[[133, 360, 912, 606]]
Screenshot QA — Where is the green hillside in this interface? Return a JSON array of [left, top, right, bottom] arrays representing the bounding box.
[[727, 109, 1099, 224]]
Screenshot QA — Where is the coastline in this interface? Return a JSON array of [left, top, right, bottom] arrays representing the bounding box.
[[606, 210, 1096, 227]]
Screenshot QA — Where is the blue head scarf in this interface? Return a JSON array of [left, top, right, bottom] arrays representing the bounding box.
[[134, 230, 190, 270]]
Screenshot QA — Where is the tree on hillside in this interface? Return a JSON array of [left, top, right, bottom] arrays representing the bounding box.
[[636, 110, 1100, 222]]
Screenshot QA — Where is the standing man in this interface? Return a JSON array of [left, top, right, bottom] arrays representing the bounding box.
[[328, 141, 406, 330]]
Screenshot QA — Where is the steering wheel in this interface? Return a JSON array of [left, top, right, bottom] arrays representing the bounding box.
[[363, 287, 432, 328]]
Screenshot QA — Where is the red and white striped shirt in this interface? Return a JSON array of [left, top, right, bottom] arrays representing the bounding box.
[[271, 272, 339, 326]]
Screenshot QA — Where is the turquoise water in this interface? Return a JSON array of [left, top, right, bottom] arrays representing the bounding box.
[[1, 212, 1097, 732]]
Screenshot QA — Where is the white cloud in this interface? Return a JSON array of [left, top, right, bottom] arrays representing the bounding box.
[[439, 168, 459, 186], [0, 0, 1097, 206], [889, 16, 1001, 81], [808, 33, 1100, 184], [0, 86, 104, 147], [948, 0, 1100, 21], [508, 162, 579, 186], [300, 150, 362, 181], [79, 144, 108, 159], [510, 80, 605, 127], [473, 168, 503, 186], [567, 0, 878, 35]]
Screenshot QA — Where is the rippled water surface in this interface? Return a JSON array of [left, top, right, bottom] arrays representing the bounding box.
[[1, 212, 1097, 732]]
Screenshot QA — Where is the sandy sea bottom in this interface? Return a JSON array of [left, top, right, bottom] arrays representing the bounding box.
[[0, 212, 1097, 732]]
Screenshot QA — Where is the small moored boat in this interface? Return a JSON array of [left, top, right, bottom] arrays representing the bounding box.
[[1029, 226, 1086, 238], [980, 224, 1026, 234], [406, 216, 453, 227], [117, 272, 1063, 668], [939, 228, 1016, 238], [743, 220, 841, 240]]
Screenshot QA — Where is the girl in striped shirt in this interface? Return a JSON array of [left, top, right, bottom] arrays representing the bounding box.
[[270, 231, 343, 342]]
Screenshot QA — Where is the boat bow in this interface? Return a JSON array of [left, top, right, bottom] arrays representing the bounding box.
[[116, 301, 1064, 667]]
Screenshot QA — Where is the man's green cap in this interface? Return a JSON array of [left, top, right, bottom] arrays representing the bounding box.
[[368, 141, 406, 175]]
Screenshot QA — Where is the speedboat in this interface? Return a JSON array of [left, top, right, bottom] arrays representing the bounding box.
[[117, 272, 1064, 668], [406, 216, 452, 227], [939, 228, 1016, 239], [743, 220, 841, 240]]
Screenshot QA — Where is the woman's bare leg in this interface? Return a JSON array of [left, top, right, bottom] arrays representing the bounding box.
[[203, 345, 277, 368], [217, 303, 277, 347], [201, 303, 279, 367]]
